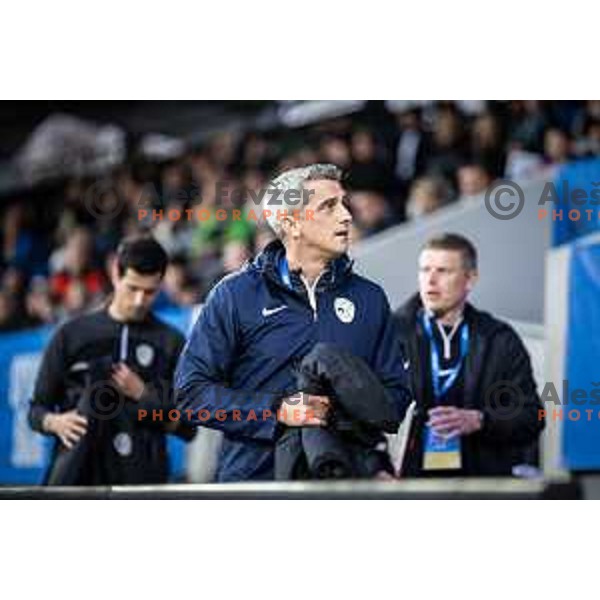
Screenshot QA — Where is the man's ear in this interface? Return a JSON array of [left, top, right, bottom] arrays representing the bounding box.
[[282, 215, 300, 240], [466, 269, 479, 292], [109, 257, 121, 287]]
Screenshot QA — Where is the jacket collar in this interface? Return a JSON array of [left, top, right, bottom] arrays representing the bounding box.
[[251, 239, 354, 293], [397, 292, 482, 328], [396, 292, 507, 410]]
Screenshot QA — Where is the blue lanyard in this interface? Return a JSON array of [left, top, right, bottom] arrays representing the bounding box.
[[421, 312, 469, 401], [279, 256, 292, 289]]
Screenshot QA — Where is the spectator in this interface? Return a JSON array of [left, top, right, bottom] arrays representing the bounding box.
[[319, 135, 351, 170], [254, 224, 276, 253], [222, 239, 250, 274], [189, 152, 217, 191], [584, 100, 600, 121], [2, 265, 26, 298], [470, 113, 506, 177], [425, 105, 467, 185], [457, 163, 493, 199], [394, 106, 428, 185], [293, 146, 319, 168], [49, 227, 106, 314], [0, 290, 23, 332], [350, 190, 397, 237], [406, 176, 452, 220], [85, 181, 126, 261], [508, 100, 548, 153], [208, 131, 238, 169], [24, 276, 55, 327], [156, 257, 198, 308], [200, 239, 252, 297], [574, 119, 600, 157], [347, 129, 394, 194], [59, 178, 96, 228], [153, 199, 194, 258], [241, 169, 267, 207], [239, 133, 272, 172], [61, 279, 90, 318], [190, 177, 254, 256], [1, 202, 48, 279], [160, 160, 194, 206], [121, 167, 159, 221], [543, 128, 573, 166], [0, 101, 596, 333], [571, 100, 600, 139]]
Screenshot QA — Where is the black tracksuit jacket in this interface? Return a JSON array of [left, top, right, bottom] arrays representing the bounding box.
[[395, 294, 545, 477], [28, 307, 191, 485], [274, 342, 405, 480]]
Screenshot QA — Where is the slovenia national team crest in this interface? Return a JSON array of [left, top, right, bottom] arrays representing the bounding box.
[[113, 432, 133, 457], [334, 297, 355, 324], [135, 343, 154, 367]]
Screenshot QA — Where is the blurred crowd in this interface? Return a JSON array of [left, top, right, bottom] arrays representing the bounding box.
[[1, 100, 599, 332]]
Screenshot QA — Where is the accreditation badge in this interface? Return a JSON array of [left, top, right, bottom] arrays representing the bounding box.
[[422, 425, 462, 470]]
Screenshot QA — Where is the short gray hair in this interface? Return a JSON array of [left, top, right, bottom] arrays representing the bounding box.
[[262, 163, 343, 237]]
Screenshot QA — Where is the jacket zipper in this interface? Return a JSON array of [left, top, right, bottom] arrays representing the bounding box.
[[301, 273, 323, 322], [119, 325, 129, 362]]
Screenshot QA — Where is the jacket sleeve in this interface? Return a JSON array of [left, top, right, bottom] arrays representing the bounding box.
[[479, 327, 545, 446], [28, 325, 68, 434], [174, 281, 281, 441], [371, 292, 412, 422]]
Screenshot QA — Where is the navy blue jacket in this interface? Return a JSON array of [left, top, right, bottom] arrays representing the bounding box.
[[174, 240, 410, 481]]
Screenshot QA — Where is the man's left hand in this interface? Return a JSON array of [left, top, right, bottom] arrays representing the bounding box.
[[111, 363, 146, 401], [427, 406, 483, 438]]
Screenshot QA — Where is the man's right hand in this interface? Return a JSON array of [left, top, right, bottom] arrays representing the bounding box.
[[277, 393, 331, 427], [43, 410, 88, 449]]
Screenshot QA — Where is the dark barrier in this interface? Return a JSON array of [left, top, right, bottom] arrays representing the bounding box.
[[0, 478, 581, 500]]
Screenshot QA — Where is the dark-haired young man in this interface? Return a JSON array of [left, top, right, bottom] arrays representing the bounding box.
[[29, 236, 192, 485], [395, 233, 544, 477]]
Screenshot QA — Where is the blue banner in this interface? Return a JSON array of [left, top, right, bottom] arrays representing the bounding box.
[[563, 240, 600, 469], [0, 306, 196, 484], [552, 158, 600, 247]]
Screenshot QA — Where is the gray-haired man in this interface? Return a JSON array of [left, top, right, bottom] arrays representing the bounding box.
[[175, 164, 410, 481]]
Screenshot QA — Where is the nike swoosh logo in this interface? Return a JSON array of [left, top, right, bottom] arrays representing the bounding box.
[[262, 305, 288, 317]]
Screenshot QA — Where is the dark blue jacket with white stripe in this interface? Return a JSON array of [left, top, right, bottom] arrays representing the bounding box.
[[174, 240, 410, 482]]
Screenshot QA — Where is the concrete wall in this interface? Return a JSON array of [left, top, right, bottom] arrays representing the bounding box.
[[352, 177, 551, 324]]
